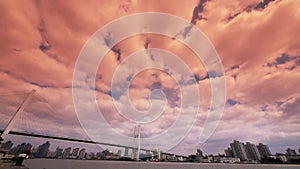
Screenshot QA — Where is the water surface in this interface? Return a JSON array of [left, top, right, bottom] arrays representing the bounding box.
[[23, 159, 300, 169]]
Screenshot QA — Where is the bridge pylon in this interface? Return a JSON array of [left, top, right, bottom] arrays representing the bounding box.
[[133, 124, 141, 160], [0, 89, 36, 143]]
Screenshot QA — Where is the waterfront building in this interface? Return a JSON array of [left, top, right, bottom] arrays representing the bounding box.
[[86, 152, 95, 159], [220, 157, 241, 163], [125, 148, 129, 157], [10, 142, 32, 155], [47, 151, 56, 158], [275, 153, 288, 162], [117, 150, 122, 156], [196, 149, 204, 157], [245, 142, 261, 161], [54, 146, 63, 158], [35, 141, 50, 158], [96, 152, 103, 159], [225, 147, 234, 157], [78, 148, 86, 159], [62, 147, 71, 159], [286, 148, 297, 156], [257, 143, 272, 158], [1, 141, 13, 150], [71, 148, 79, 157], [230, 140, 248, 161]]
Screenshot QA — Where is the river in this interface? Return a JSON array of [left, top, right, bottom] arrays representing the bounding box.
[[23, 159, 300, 169]]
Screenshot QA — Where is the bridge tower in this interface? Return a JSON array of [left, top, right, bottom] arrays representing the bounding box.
[[133, 124, 141, 160], [0, 90, 36, 143]]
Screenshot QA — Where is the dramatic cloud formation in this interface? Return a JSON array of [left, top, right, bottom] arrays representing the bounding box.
[[0, 0, 299, 155]]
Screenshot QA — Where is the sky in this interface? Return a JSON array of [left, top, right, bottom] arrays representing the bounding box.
[[0, 0, 300, 155]]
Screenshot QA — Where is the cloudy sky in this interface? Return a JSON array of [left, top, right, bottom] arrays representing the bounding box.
[[0, 0, 299, 155]]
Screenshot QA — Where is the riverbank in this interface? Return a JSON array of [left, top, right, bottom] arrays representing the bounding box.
[[0, 160, 28, 169]]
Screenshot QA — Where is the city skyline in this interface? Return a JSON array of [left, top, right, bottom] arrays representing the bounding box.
[[0, 0, 300, 155], [2, 139, 299, 163]]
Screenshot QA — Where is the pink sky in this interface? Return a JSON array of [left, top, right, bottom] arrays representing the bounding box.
[[0, 0, 300, 155]]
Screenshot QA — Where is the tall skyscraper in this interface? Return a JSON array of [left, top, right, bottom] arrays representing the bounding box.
[[117, 150, 122, 156], [245, 142, 261, 161], [24, 143, 32, 154], [257, 143, 272, 158], [62, 147, 71, 159], [230, 140, 248, 161], [196, 149, 203, 157], [54, 146, 63, 158], [35, 141, 50, 158], [78, 148, 86, 159], [1, 141, 13, 150], [286, 148, 297, 156], [72, 148, 79, 157], [125, 148, 129, 157], [11, 143, 32, 155], [225, 147, 234, 157]]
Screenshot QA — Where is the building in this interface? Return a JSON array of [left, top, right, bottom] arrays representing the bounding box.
[[62, 147, 71, 159], [286, 148, 297, 156], [230, 140, 248, 161], [245, 142, 261, 161], [275, 153, 288, 162], [1, 141, 13, 150], [102, 149, 119, 160], [86, 152, 95, 160], [47, 151, 56, 158], [124, 148, 129, 157], [117, 150, 122, 156], [24, 143, 33, 154], [225, 147, 234, 157], [11, 143, 32, 156], [71, 148, 79, 157], [78, 148, 86, 159], [196, 149, 204, 157], [257, 143, 272, 158], [54, 146, 63, 158], [35, 141, 50, 158]]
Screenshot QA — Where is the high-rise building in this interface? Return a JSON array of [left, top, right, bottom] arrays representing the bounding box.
[[72, 148, 79, 157], [225, 147, 234, 157], [117, 150, 122, 156], [62, 147, 71, 159], [196, 149, 203, 157], [10, 143, 25, 155], [35, 141, 50, 158], [11, 143, 32, 155], [86, 152, 95, 160], [1, 141, 13, 150], [78, 148, 86, 159], [96, 152, 102, 159], [24, 143, 32, 154], [245, 142, 261, 161], [31, 147, 38, 154], [257, 143, 271, 158], [230, 140, 248, 161], [125, 148, 129, 157], [286, 148, 297, 156], [54, 146, 63, 158]]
